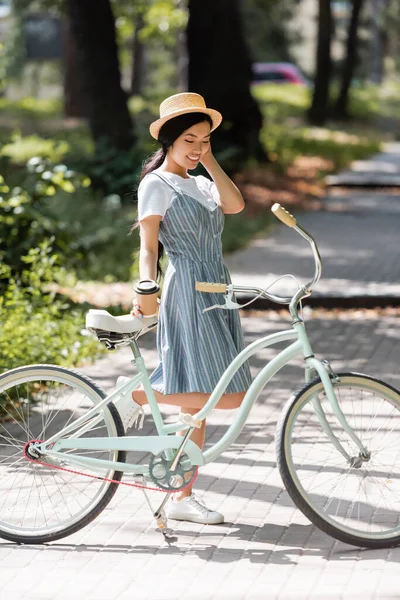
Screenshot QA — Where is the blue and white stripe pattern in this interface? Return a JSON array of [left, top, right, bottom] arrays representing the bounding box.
[[148, 172, 253, 395]]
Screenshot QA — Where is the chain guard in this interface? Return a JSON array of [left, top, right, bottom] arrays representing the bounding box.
[[149, 451, 197, 491]]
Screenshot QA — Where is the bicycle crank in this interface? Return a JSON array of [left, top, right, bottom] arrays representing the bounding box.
[[149, 451, 197, 491]]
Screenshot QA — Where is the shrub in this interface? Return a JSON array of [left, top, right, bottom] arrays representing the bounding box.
[[0, 239, 104, 373], [66, 138, 144, 201], [0, 158, 91, 292], [0, 133, 69, 163]]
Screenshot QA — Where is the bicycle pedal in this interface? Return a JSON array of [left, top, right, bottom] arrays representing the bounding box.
[[156, 515, 169, 530]]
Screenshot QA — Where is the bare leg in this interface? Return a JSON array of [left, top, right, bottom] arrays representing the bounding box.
[[133, 386, 245, 410], [132, 386, 245, 508], [174, 407, 206, 500]]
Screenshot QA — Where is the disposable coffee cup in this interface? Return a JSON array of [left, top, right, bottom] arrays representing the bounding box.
[[133, 279, 160, 317]]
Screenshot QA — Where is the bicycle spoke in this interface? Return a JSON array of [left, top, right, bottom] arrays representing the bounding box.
[[282, 376, 400, 543], [0, 367, 124, 542]]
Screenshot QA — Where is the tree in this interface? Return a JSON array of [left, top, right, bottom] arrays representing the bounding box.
[[187, 0, 266, 166], [63, 14, 85, 118], [240, 0, 299, 63], [130, 10, 146, 96], [308, 0, 333, 125], [333, 0, 365, 119], [65, 0, 134, 151]]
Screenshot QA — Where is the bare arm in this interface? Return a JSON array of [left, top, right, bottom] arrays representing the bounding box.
[[200, 152, 245, 215], [131, 214, 162, 317]]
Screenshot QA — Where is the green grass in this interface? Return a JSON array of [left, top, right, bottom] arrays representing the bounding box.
[[252, 80, 400, 123], [0, 96, 63, 120], [253, 83, 384, 173]]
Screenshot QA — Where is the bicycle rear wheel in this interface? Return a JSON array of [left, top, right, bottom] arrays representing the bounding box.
[[0, 364, 125, 544], [276, 373, 400, 549]]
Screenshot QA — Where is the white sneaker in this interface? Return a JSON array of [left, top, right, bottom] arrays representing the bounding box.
[[115, 376, 145, 431], [166, 493, 224, 525]]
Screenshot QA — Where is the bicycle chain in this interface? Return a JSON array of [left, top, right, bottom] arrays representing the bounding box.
[[23, 441, 198, 494]]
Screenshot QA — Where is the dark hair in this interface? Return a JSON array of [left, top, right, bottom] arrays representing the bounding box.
[[131, 112, 213, 282]]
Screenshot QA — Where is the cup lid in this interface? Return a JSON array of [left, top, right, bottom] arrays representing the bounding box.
[[134, 279, 159, 293]]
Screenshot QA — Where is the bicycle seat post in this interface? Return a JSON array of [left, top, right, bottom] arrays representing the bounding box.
[[129, 339, 142, 361]]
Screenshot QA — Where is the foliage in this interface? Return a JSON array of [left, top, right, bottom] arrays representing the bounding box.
[[113, 0, 187, 48], [240, 0, 300, 63], [0, 153, 141, 285], [139, 0, 187, 46], [0, 239, 104, 378], [3, 1, 27, 82], [46, 187, 140, 283], [1, 133, 69, 163], [254, 79, 400, 125], [249, 83, 383, 172], [0, 97, 62, 119], [0, 160, 92, 290], [67, 139, 144, 200]]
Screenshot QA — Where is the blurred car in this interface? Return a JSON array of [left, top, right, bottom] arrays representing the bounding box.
[[251, 62, 310, 87]]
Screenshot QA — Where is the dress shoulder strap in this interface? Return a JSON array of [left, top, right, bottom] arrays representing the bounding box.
[[147, 172, 181, 195]]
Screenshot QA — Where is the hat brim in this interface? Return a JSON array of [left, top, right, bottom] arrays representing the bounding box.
[[149, 107, 222, 140]]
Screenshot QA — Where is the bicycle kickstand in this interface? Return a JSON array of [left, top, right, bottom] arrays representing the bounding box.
[[135, 476, 175, 539]]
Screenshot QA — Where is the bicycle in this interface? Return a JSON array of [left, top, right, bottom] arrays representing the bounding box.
[[1, 204, 400, 549]]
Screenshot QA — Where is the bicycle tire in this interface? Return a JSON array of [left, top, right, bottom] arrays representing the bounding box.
[[0, 364, 126, 544], [276, 372, 400, 549]]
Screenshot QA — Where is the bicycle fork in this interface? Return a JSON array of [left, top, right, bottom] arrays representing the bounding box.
[[306, 358, 370, 463]]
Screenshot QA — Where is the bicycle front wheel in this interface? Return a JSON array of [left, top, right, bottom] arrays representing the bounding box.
[[0, 364, 125, 544], [277, 373, 400, 549]]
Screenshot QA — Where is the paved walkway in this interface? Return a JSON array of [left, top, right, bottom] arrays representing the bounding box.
[[326, 142, 400, 187], [1, 311, 400, 600], [225, 144, 400, 304], [226, 189, 400, 304]]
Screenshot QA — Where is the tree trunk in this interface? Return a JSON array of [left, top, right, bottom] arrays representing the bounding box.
[[63, 16, 85, 118], [187, 0, 266, 165], [308, 0, 333, 126], [333, 0, 365, 119], [130, 11, 145, 96], [65, 0, 134, 151], [176, 0, 188, 91], [370, 0, 383, 84]]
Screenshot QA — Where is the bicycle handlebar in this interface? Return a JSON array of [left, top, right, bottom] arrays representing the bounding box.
[[195, 203, 322, 310], [271, 203, 297, 228]]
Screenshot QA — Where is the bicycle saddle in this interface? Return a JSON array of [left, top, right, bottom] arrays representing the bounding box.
[[86, 309, 157, 334], [85, 309, 158, 350]]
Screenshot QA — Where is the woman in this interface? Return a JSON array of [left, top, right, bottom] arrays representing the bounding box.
[[127, 92, 252, 525]]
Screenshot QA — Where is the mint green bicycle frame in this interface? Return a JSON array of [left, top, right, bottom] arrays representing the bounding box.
[[37, 205, 369, 478], [38, 318, 367, 476]]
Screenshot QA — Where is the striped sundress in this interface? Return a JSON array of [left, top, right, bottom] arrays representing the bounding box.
[[148, 172, 253, 395]]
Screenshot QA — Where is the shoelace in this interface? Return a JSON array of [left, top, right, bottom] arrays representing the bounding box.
[[188, 494, 210, 516]]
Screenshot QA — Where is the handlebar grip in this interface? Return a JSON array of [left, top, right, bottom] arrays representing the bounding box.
[[271, 203, 297, 228], [195, 281, 227, 293]]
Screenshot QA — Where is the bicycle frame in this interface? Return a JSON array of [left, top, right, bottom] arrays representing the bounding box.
[[38, 318, 367, 476]]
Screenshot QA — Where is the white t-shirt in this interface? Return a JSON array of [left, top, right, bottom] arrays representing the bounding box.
[[137, 169, 220, 222]]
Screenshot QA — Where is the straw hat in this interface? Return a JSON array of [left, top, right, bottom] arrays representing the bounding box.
[[149, 92, 222, 140]]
